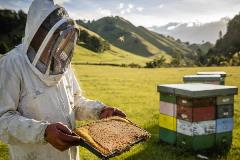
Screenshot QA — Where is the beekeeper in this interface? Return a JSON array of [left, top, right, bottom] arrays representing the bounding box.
[[0, 0, 126, 159]]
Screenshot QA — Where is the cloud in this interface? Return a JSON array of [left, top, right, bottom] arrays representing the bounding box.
[[118, 3, 124, 9], [54, 0, 71, 5], [186, 21, 201, 27], [1, 0, 240, 27], [120, 10, 125, 15], [158, 4, 164, 9], [128, 4, 134, 9], [126, 8, 131, 13], [126, 4, 134, 13], [136, 7, 144, 12], [98, 8, 112, 16], [117, 3, 143, 15], [167, 24, 181, 30], [119, 3, 135, 14]]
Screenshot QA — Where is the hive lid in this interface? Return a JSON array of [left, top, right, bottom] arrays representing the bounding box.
[[157, 83, 238, 97], [183, 75, 222, 82], [197, 72, 227, 77]]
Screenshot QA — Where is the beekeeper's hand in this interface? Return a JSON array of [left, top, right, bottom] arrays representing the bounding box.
[[100, 106, 126, 119], [44, 123, 81, 151]]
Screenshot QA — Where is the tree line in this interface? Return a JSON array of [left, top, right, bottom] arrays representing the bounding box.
[[0, 9, 110, 55], [0, 9, 26, 54], [146, 12, 240, 68], [1, 9, 240, 67]]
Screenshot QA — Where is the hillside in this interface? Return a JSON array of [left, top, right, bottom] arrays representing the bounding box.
[[0, 9, 152, 66], [188, 42, 213, 54], [150, 18, 229, 44], [77, 16, 195, 60], [72, 45, 151, 66], [74, 25, 152, 66], [205, 13, 240, 66]]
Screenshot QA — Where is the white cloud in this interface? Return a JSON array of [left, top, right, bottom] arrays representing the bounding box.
[[126, 8, 131, 13], [136, 7, 144, 12], [158, 4, 164, 9], [186, 21, 202, 27], [167, 24, 181, 30], [118, 3, 135, 14], [98, 8, 112, 16], [54, 0, 71, 5], [128, 4, 134, 9], [120, 10, 125, 15], [2, 0, 240, 27], [118, 3, 124, 9]]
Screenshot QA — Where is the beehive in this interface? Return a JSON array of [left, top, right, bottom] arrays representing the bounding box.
[[183, 75, 223, 85], [197, 72, 226, 85], [197, 71, 226, 77], [157, 83, 238, 151]]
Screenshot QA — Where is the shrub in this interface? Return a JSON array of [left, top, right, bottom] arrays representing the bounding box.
[[78, 29, 110, 53], [145, 56, 166, 68], [0, 42, 9, 54]]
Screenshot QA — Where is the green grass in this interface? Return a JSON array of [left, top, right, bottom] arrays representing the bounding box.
[[1, 66, 240, 160], [0, 141, 8, 160], [72, 45, 151, 66], [73, 65, 240, 160]]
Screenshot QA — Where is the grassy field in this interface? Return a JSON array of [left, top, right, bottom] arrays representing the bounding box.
[[0, 66, 240, 160], [72, 45, 151, 66]]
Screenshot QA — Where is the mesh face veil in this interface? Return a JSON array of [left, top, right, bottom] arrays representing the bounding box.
[[27, 8, 79, 75], [50, 25, 78, 75]]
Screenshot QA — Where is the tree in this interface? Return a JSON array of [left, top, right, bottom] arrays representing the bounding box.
[[171, 53, 183, 66], [78, 29, 90, 43], [206, 12, 240, 65], [0, 9, 27, 54], [0, 42, 9, 54], [194, 48, 207, 66], [145, 56, 166, 68], [219, 30, 223, 39], [78, 29, 110, 53]]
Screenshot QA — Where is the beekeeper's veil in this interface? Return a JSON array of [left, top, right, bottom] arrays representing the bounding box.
[[22, 0, 79, 86]]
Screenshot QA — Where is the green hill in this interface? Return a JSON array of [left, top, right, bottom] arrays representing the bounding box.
[[74, 25, 151, 66], [0, 9, 151, 66], [188, 42, 213, 54], [72, 45, 151, 66], [77, 16, 195, 60]]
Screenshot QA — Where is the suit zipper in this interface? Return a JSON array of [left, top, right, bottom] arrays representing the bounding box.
[[56, 84, 73, 129]]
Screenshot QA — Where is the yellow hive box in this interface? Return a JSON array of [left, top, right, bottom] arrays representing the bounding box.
[[159, 114, 176, 131]]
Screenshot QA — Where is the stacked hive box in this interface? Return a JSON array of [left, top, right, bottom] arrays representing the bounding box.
[[158, 83, 238, 151], [197, 72, 226, 85], [216, 95, 234, 150], [183, 75, 223, 85], [159, 93, 177, 144]]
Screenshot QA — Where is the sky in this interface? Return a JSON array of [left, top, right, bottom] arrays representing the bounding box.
[[0, 0, 240, 27]]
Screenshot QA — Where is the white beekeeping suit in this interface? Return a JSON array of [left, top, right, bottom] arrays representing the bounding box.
[[0, 0, 105, 159]]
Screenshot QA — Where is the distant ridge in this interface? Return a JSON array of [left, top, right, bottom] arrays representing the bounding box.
[[77, 16, 196, 61]]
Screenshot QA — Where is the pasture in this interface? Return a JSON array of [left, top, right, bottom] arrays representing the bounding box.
[[0, 65, 240, 160]]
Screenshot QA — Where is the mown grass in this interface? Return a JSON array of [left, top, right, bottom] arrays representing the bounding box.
[[0, 66, 240, 160]]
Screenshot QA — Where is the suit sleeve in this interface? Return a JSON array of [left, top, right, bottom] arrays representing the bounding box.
[[0, 59, 49, 145]]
